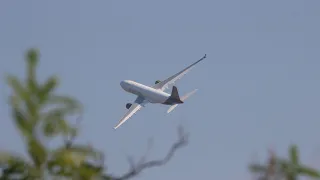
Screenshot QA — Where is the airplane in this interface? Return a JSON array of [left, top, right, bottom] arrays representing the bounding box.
[[114, 54, 207, 129]]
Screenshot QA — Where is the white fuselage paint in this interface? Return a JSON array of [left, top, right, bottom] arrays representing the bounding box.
[[120, 80, 170, 103]]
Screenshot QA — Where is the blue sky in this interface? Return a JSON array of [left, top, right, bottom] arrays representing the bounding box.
[[0, 0, 320, 179]]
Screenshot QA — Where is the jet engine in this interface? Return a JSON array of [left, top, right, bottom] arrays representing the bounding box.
[[126, 103, 132, 109], [155, 80, 161, 84]]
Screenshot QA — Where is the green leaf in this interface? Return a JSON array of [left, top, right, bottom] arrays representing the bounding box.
[[43, 119, 60, 137], [8, 95, 20, 109], [50, 144, 102, 170], [56, 119, 73, 136], [53, 144, 101, 160], [43, 118, 74, 137], [65, 145, 101, 159], [26, 48, 39, 67], [78, 162, 103, 179], [47, 147, 82, 177], [0, 152, 40, 179], [42, 108, 77, 137], [298, 165, 320, 178], [38, 76, 59, 104], [0, 151, 26, 165], [25, 48, 39, 93], [289, 145, 299, 165], [6, 75, 27, 101], [2, 160, 28, 179], [47, 95, 83, 114], [27, 137, 47, 168], [12, 108, 33, 138], [25, 95, 39, 125], [47, 157, 75, 177]]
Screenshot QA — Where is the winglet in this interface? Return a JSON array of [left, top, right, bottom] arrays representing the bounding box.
[[201, 54, 207, 60]]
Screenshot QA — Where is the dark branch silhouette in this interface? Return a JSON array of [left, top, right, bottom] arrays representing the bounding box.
[[65, 115, 83, 148], [109, 126, 189, 180]]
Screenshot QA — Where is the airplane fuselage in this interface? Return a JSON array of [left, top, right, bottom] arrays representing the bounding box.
[[114, 54, 206, 129], [120, 80, 170, 104]]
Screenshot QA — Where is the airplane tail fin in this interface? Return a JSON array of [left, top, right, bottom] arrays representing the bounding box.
[[167, 89, 198, 113], [170, 86, 183, 104]]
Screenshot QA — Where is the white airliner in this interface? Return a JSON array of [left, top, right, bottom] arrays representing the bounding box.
[[114, 54, 207, 129]]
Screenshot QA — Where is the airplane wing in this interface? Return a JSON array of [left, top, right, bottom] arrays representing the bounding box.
[[114, 96, 147, 129], [153, 54, 206, 91]]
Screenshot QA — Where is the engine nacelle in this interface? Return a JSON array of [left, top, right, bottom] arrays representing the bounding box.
[[155, 80, 161, 84], [126, 103, 132, 109]]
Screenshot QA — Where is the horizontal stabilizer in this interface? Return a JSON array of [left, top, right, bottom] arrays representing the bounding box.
[[167, 89, 198, 113], [167, 104, 179, 113]]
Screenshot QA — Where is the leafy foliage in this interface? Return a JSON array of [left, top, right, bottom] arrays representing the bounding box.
[[0, 48, 188, 180], [1, 48, 96, 179], [249, 145, 320, 180]]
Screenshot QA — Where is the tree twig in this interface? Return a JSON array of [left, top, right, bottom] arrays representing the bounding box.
[[65, 115, 83, 148], [110, 126, 189, 180]]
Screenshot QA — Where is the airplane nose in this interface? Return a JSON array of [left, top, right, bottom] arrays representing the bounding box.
[[120, 80, 130, 89], [120, 81, 126, 88]]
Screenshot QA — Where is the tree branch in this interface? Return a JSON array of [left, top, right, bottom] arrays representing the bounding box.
[[65, 115, 83, 148], [110, 126, 189, 180]]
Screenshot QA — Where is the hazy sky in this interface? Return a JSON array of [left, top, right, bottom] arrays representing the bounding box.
[[0, 0, 320, 179]]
